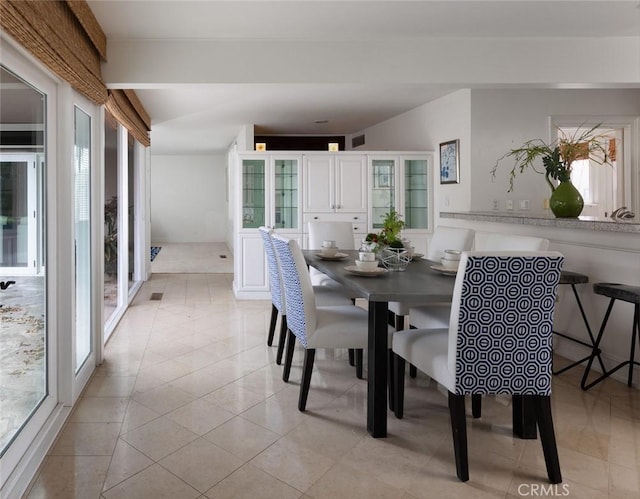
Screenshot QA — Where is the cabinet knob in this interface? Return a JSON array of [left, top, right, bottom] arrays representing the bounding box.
[[314, 216, 318, 220], [353, 216, 358, 220], [354, 227, 358, 231]]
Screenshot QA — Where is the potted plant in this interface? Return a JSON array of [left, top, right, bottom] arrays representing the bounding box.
[[491, 125, 613, 217]]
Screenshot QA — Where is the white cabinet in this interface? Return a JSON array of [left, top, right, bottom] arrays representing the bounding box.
[[368, 153, 433, 254], [233, 153, 302, 299], [303, 154, 367, 213]]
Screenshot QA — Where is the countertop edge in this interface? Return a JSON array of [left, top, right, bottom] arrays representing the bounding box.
[[440, 211, 640, 233]]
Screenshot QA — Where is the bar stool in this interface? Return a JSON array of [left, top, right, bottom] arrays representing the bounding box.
[[581, 283, 640, 390], [552, 270, 605, 376]]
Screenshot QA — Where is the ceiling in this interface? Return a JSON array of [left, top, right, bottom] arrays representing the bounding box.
[[87, 1, 640, 155]]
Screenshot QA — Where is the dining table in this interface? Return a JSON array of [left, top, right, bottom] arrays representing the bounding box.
[[303, 249, 455, 437], [303, 249, 540, 440]]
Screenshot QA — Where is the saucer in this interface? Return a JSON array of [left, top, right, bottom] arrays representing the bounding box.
[[344, 265, 388, 277], [430, 264, 457, 276], [316, 252, 348, 260]]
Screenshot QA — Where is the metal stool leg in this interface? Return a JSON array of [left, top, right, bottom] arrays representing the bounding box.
[[553, 283, 605, 376]]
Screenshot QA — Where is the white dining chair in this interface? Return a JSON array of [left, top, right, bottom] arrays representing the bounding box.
[[393, 251, 564, 483], [271, 234, 372, 409], [307, 221, 355, 287], [409, 232, 549, 331], [259, 227, 354, 366], [388, 226, 475, 330]]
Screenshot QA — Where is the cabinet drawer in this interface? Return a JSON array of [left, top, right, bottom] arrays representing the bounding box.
[[303, 213, 368, 234]]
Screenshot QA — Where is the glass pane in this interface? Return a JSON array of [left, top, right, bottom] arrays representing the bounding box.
[[127, 133, 135, 291], [404, 159, 428, 229], [103, 112, 119, 325], [371, 159, 395, 228], [0, 66, 47, 455], [74, 107, 91, 372], [242, 159, 265, 228], [274, 159, 298, 229]]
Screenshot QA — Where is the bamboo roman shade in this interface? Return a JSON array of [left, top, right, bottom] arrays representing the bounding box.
[[106, 90, 151, 147], [1, 0, 151, 145]]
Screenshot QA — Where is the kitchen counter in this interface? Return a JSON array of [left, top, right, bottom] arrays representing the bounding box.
[[440, 211, 640, 233]]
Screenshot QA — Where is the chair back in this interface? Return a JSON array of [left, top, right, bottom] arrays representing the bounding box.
[[447, 251, 563, 396], [427, 226, 475, 261], [272, 234, 317, 347], [308, 221, 355, 250], [259, 227, 285, 312], [478, 233, 549, 251]]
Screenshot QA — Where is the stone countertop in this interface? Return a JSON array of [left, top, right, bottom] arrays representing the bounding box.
[[440, 211, 640, 233]]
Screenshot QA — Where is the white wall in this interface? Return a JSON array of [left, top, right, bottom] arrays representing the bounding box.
[[150, 154, 227, 243], [355, 89, 472, 226], [469, 88, 640, 212], [358, 88, 640, 225]]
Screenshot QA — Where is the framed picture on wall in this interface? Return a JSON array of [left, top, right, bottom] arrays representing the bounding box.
[[439, 139, 460, 184]]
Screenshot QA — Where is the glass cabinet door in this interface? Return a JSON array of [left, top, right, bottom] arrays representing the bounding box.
[[242, 159, 265, 228], [274, 158, 298, 229], [371, 159, 396, 228], [404, 159, 428, 229]]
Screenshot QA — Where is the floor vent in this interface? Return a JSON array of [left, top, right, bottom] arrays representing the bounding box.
[[150, 292, 163, 301], [219, 255, 227, 259]]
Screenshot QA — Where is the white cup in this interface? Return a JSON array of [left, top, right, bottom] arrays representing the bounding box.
[[443, 249, 462, 261], [321, 246, 338, 257], [359, 251, 376, 262], [441, 257, 459, 270], [322, 240, 336, 248]]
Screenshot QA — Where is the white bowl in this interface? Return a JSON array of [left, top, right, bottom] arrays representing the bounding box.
[[320, 247, 338, 257], [355, 259, 379, 271], [443, 249, 462, 261], [440, 257, 459, 270], [358, 251, 376, 262]]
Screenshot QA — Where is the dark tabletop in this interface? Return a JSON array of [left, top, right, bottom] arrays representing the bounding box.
[[303, 249, 456, 303]]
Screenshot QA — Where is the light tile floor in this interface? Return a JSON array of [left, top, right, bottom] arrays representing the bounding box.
[[24, 273, 640, 498]]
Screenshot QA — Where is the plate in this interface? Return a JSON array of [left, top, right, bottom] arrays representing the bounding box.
[[316, 252, 349, 260], [344, 265, 388, 277], [409, 253, 424, 261], [430, 264, 457, 276]]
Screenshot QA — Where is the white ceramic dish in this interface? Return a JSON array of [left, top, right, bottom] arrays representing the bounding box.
[[316, 252, 348, 261], [355, 260, 379, 271], [344, 265, 388, 277], [440, 257, 459, 270], [430, 264, 457, 276]]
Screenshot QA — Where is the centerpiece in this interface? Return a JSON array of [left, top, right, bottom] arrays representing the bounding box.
[[363, 209, 411, 271], [491, 125, 613, 218]]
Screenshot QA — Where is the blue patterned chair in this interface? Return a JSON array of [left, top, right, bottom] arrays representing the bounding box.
[[393, 251, 564, 483], [259, 227, 353, 366], [271, 234, 372, 410]]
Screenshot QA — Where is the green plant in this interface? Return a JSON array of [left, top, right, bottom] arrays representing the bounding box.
[[379, 208, 405, 245], [491, 124, 613, 192], [104, 196, 118, 274]]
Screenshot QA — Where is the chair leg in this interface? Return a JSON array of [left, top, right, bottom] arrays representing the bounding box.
[[534, 395, 562, 484], [298, 349, 316, 411], [471, 394, 482, 418], [393, 353, 406, 419], [388, 349, 395, 411], [355, 349, 364, 379], [267, 304, 278, 346], [283, 330, 296, 382], [275, 315, 288, 365], [409, 364, 418, 378], [448, 392, 469, 482], [348, 348, 355, 367]]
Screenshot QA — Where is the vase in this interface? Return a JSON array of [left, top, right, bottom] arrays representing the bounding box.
[[380, 247, 410, 271], [549, 180, 584, 218]]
